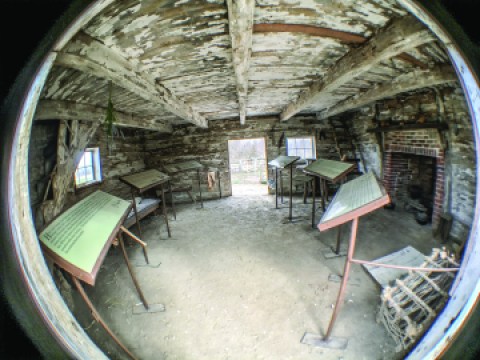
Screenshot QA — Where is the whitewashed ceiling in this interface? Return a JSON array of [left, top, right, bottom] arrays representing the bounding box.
[[36, 0, 457, 131]]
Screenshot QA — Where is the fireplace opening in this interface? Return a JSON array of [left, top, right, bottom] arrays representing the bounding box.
[[384, 150, 444, 227]]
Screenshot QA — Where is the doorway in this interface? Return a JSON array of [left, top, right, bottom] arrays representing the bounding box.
[[228, 138, 267, 196]]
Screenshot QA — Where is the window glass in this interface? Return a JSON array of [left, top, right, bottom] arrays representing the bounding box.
[[286, 137, 316, 160], [75, 148, 102, 187]]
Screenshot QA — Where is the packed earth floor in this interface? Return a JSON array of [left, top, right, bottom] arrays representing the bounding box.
[[68, 188, 442, 360]]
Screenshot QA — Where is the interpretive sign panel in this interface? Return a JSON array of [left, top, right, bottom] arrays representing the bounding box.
[[121, 169, 170, 192], [268, 155, 300, 169], [39, 191, 131, 285], [318, 172, 390, 231], [163, 160, 204, 174], [303, 158, 355, 182]]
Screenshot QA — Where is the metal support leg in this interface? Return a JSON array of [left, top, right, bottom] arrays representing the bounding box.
[[301, 218, 358, 349], [120, 225, 149, 264], [320, 179, 326, 211], [303, 180, 308, 204], [160, 184, 171, 237], [280, 169, 284, 204], [168, 180, 176, 220], [325, 218, 359, 339], [197, 169, 204, 208], [275, 168, 278, 209], [289, 164, 293, 220], [130, 190, 142, 238], [119, 235, 149, 309], [311, 177, 316, 229], [323, 180, 329, 204], [217, 170, 222, 198], [335, 225, 343, 255], [71, 276, 138, 360]]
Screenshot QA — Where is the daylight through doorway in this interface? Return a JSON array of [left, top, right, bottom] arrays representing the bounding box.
[[228, 138, 267, 196]]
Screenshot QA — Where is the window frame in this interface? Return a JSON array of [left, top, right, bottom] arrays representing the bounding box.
[[286, 136, 316, 160], [74, 147, 102, 189]]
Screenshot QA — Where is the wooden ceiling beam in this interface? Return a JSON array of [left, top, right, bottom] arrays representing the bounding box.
[[35, 100, 173, 133], [227, 0, 255, 125], [280, 16, 435, 121], [254, 23, 429, 69], [254, 23, 366, 43], [396, 53, 429, 69], [318, 65, 457, 119], [54, 32, 207, 128]]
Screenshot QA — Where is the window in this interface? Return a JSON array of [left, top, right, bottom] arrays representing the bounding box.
[[74, 147, 102, 187], [286, 137, 316, 160]]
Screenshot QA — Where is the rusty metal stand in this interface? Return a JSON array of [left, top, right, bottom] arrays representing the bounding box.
[[120, 225, 149, 264], [197, 169, 204, 208], [322, 225, 347, 259], [159, 184, 171, 237], [168, 180, 176, 220], [281, 163, 303, 223], [302, 218, 358, 349], [118, 235, 165, 314], [311, 176, 316, 228], [130, 190, 143, 239], [71, 275, 139, 360], [303, 217, 460, 350], [217, 169, 222, 198], [275, 167, 279, 209]]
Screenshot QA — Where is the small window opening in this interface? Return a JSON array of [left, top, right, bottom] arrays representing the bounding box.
[[74, 147, 102, 188], [286, 136, 316, 160]]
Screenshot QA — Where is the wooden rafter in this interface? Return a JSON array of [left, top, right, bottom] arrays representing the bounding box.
[[280, 16, 435, 121], [254, 23, 366, 43], [254, 23, 429, 69], [54, 32, 207, 128], [318, 65, 457, 119], [227, 0, 255, 125], [35, 100, 173, 133]]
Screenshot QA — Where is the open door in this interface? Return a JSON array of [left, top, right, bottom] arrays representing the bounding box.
[[228, 138, 267, 196]]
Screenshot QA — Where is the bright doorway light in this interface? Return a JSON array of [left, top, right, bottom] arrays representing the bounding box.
[[228, 138, 267, 196]]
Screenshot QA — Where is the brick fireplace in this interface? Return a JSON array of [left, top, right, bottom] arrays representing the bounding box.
[[382, 129, 445, 227]]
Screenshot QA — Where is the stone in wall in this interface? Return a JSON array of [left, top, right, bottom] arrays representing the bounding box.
[[28, 120, 59, 228]]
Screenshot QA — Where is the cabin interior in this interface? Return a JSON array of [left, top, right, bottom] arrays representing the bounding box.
[[25, 1, 476, 359]]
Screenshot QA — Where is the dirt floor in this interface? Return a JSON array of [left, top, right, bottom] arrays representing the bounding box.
[[70, 188, 442, 360]]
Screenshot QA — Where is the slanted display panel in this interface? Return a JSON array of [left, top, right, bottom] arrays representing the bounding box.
[[304, 158, 355, 182], [318, 172, 390, 231], [163, 160, 204, 173], [121, 169, 169, 190], [39, 191, 130, 277], [268, 155, 300, 169]]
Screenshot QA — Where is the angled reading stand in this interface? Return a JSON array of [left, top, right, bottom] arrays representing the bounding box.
[[120, 169, 172, 238], [268, 155, 300, 222], [39, 191, 163, 360], [303, 158, 356, 229], [301, 172, 390, 350], [163, 159, 222, 210], [302, 172, 459, 350]]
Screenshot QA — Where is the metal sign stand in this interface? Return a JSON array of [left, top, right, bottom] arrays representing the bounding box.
[[302, 173, 459, 350], [268, 155, 301, 223]]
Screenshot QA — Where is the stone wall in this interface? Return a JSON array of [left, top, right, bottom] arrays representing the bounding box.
[[66, 127, 148, 205], [143, 115, 339, 201], [28, 120, 58, 223], [348, 87, 475, 242]]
